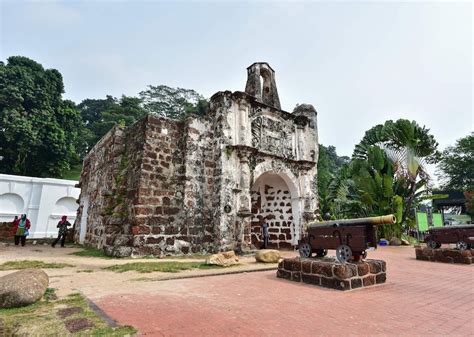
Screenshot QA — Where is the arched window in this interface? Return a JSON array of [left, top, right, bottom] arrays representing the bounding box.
[[52, 197, 77, 216], [0, 193, 24, 214]]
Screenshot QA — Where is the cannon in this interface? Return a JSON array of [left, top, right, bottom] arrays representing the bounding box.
[[425, 225, 474, 250], [298, 214, 396, 263]]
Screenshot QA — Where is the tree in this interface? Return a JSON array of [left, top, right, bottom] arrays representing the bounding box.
[[353, 119, 439, 224], [351, 146, 404, 238], [317, 145, 350, 217], [139, 85, 208, 119], [77, 95, 146, 155], [0, 56, 83, 177], [437, 133, 474, 191]]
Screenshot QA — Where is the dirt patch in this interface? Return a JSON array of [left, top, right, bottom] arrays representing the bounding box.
[[0, 244, 284, 299], [57, 306, 83, 319], [65, 317, 94, 332]]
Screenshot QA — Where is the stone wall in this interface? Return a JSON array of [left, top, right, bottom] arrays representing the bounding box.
[[415, 247, 473, 264], [75, 114, 225, 257], [0, 222, 13, 240], [277, 257, 387, 291], [75, 64, 319, 256], [75, 125, 127, 248], [251, 175, 293, 249]]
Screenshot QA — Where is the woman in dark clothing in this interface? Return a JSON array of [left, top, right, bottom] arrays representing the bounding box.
[[261, 218, 269, 249], [12, 214, 31, 246], [52, 215, 72, 248]]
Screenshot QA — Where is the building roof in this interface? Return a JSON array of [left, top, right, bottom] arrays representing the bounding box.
[[432, 191, 467, 207]]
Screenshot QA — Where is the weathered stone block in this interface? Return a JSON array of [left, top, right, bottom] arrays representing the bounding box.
[[375, 273, 386, 284], [138, 225, 151, 235], [301, 260, 312, 274], [333, 264, 357, 279], [146, 237, 163, 244], [312, 262, 333, 277], [291, 272, 301, 282], [368, 260, 383, 274], [351, 278, 362, 289], [416, 247, 472, 264], [277, 257, 386, 291], [357, 262, 369, 276], [284, 258, 301, 271], [301, 274, 320, 285], [363, 275, 376, 286], [320, 277, 336, 289]]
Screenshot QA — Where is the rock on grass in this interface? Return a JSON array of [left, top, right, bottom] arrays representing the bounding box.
[[0, 269, 49, 308]]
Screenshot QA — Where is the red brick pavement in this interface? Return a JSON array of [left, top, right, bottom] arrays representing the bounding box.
[[96, 247, 474, 336]]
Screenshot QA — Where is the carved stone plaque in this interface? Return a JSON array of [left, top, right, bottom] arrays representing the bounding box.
[[251, 116, 294, 159]]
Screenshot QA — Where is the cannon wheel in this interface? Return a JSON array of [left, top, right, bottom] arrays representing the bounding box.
[[456, 241, 468, 251], [427, 240, 438, 249], [315, 249, 328, 257], [299, 243, 312, 258], [336, 245, 352, 263]]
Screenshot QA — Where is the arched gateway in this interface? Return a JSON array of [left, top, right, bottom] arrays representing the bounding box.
[[75, 62, 319, 256]]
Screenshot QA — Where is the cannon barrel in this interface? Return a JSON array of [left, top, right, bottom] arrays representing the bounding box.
[[308, 214, 396, 228]]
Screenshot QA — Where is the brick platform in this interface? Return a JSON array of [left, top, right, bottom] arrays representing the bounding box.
[[276, 257, 386, 290], [415, 247, 473, 264]]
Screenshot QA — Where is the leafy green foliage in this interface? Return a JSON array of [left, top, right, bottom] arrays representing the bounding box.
[[437, 133, 474, 191], [317, 145, 349, 218], [1, 56, 212, 177], [139, 85, 208, 119], [352, 119, 439, 224], [324, 119, 439, 238], [0, 56, 83, 177], [77, 95, 146, 155]]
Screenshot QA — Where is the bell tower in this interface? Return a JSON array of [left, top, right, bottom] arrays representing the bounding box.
[[245, 62, 281, 109]]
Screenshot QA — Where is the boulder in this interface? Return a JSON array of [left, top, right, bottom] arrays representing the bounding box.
[[0, 269, 49, 308], [206, 251, 239, 266], [390, 237, 402, 246], [255, 249, 281, 263]]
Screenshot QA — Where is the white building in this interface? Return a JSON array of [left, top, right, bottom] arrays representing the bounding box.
[[0, 174, 80, 238]]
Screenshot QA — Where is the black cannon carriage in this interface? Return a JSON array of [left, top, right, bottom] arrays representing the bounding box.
[[425, 225, 474, 250], [298, 214, 396, 263]]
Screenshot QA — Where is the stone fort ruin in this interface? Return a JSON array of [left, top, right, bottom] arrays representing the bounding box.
[[74, 62, 319, 256]]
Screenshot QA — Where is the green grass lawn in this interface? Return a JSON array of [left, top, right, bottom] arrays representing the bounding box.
[[0, 260, 74, 270], [0, 290, 137, 336], [70, 247, 114, 259], [61, 164, 83, 181], [103, 261, 229, 273]]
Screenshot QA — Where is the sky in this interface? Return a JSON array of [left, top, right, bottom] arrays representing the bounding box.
[[0, 1, 472, 167]]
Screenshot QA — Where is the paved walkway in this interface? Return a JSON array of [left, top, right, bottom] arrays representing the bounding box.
[[96, 247, 474, 336]]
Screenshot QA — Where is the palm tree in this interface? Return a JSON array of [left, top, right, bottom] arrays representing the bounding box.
[[353, 119, 439, 224]]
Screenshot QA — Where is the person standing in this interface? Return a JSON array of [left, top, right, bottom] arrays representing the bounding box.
[[261, 218, 269, 249], [52, 215, 71, 248], [12, 214, 31, 247]]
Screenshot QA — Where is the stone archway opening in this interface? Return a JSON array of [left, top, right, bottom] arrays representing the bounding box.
[[250, 172, 296, 249]]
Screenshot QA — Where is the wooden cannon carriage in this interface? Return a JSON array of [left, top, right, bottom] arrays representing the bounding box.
[[425, 225, 474, 250], [298, 214, 396, 263]]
